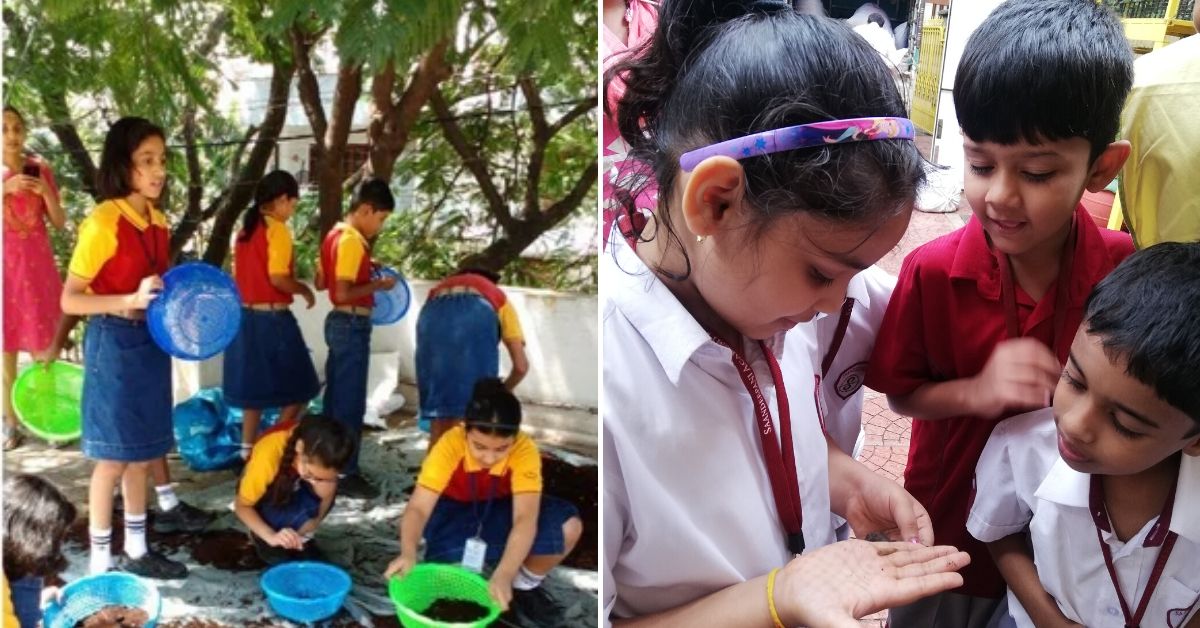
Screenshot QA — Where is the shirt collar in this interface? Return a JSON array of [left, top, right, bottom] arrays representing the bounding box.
[[337, 221, 367, 243], [114, 199, 167, 231], [1171, 454, 1200, 543], [606, 240, 788, 384], [606, 241, 715, 385], [1036, 453, 1200, 544], [948, 204, 1107, 304], [462, 449, 512, 477]]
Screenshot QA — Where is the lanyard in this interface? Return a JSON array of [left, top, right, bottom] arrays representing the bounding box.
[[997, 217, 1077, 351], [813, 299, 856, 431], [711, 335, 805, 555], [1089, 475, 1179, 628], [468, 472, 497, 537]]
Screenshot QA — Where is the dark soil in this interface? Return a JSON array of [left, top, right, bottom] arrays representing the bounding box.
[[422, 599, 491, 622], [541, 454, 597, 571], [160, 529, 266, 571], [76, 606, 149, 627]]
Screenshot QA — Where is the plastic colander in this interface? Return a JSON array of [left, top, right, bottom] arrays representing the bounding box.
[[371, 266, 412, 326], [41, 573, 161, 628], [10, 361, 83, 442], [389, 564, 501, 628], [260, 561, 352, 623], [146, 262, 242, 360]]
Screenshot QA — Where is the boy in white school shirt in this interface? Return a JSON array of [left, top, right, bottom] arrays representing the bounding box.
[[969, 242, 1200, 628]]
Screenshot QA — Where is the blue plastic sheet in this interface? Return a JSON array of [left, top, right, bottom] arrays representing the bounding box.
[[172, 388, 287, 472]]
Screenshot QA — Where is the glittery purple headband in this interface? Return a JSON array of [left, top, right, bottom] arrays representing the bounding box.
[[678, 116, 916, 172]]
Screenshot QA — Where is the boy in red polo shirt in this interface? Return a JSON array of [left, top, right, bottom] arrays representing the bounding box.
[[866, 1, 1136, 625], [318, 177, 395, 499]]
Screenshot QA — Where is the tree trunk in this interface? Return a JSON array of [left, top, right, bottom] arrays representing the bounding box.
[[367, 39, 452, 180], [39, 88, 98, 200], [314, 62, 363, 238], [198, 57, 294, 265]]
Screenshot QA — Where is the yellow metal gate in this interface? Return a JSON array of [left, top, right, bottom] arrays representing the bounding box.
[[912, 18, 946, 135]]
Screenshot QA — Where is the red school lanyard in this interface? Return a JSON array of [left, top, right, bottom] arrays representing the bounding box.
[[1089, 475, 1179, 628], [997, 217, 1077, 350], [812, 299, 856, 431], [710, 335, 806, 555]]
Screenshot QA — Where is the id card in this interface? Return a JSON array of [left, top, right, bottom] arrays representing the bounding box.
[[462, 537, 487, 572]]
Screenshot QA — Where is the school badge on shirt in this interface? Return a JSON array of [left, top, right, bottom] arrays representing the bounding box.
[[834, 361, 868, 400]]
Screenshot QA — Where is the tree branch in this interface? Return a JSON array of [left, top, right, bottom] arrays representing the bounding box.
[[39, 88, 98, 200], [290, 25, 327, 148], [199, 57, 295, 264], [538, 157, 598, 228], [431, 88, 512, 230]]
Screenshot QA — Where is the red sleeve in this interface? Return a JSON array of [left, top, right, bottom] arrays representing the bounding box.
[[866, 250, 935, 396], [1101, 228, 1135, 265]]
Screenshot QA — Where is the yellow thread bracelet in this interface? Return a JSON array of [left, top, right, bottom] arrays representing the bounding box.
[[767, 567, 785, 628]]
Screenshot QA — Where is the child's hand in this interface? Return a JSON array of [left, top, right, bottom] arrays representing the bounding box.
[[3, 175, 34, 196], [35, 342, 63, 369], [374, 276, 397, 292], [298, 284, 316, 309], [969, 338, 1060, 419], [383, 553, 415, 579], [487, 571, 514, 611], [776, 540, 969, 627], [25, 175, 48, 198], [270, 528, 305, 550], [130, 275, 163, 310]]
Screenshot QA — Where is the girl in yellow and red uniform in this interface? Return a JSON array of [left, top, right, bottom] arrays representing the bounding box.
[[225, 170, 320, 458], [61, 117, 187, 579]]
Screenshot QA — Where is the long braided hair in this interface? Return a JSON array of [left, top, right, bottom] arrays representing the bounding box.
[[239, 170, 299, 243]]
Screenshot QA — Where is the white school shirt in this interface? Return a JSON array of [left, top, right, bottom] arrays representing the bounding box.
[[785, 265, 896, 458], [602, 240, 835, 624], [969, 408, 1200, 628]]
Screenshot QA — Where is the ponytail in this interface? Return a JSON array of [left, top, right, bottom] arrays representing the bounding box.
[[240, 170, 299, 243]]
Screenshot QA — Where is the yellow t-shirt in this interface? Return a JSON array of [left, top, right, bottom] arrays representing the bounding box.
[[2, 574, 18, 628], [497, 301, 524, 343], [265, 215, 294, 277], [237, 426, 293, 506], [417, 425, 542, 501], [334, 224, 368, 282], [1119, 35, 1200, 248]]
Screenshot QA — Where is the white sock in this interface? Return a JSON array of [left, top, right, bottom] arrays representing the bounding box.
[[156, 484, 179, 512], [239, 443, 253, 460], [124, 513, 148, 559], [89, 528, 112, 575], [512, 565, 546, 591]]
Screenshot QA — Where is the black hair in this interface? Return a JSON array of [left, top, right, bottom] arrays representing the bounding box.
[[1084, 242, 1200, 431], [264, 415, 356, 507], [464, 378, 522, 438], [3, 474, 77, 581], [606, 0, 924, 279], [95, 117, 167, 201], [240, 170, 300, 243], [455, 267, 502, 284], [348, 177, 395, 213], [953, 0, 1132, 163], [867, 13, 885, 27], [3, 105, 26, 125]]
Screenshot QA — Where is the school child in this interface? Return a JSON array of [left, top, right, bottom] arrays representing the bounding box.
[[603, 1, 970, 625], [2, 105, 66, 450], [60, 116, 189, 579], [384, 378, 583, 620], [318, 177, 396, 499], [226, 170, 320, 458], [234, 414, 354, 565], [3, 474, 77, 628], [864, 1, 1136, 624], [969, 242, 1200, 628], [416, 268, 529, 451]]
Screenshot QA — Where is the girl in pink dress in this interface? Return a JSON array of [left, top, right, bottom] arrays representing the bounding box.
[[2, 106, 66, 449]]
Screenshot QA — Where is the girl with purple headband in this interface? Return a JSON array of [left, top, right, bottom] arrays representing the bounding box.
[[602, 1, 967, 625]]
